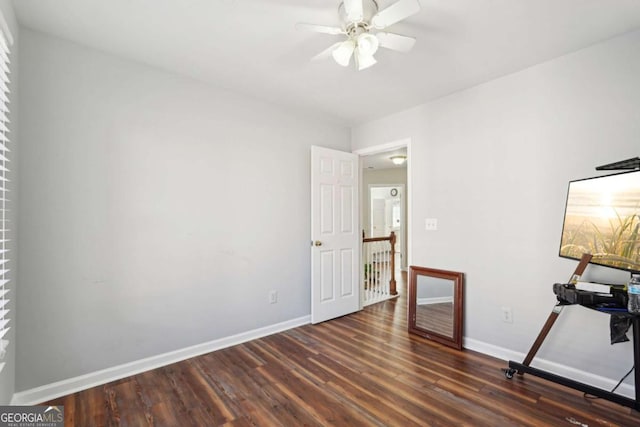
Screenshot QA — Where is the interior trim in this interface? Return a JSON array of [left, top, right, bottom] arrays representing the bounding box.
[[11, 315, 311, 405]]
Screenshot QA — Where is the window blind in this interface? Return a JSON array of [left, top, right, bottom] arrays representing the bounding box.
[[0, 26, 10, 374]]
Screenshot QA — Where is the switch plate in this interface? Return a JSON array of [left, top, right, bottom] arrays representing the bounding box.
[[425, 218, 438, 231]]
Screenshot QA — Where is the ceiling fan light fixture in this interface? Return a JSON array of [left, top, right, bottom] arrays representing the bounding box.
[[332, 40, 356, 66], [356, 47, 377, 70], [298, 0, 422, 70], [356, 32, 379, 56], [390, 155, 406, 165]]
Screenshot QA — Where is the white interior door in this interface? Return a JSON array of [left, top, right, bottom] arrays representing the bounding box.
[[311, 146, 360, 324]]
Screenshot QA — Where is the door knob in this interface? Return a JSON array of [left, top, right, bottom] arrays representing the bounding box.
[[314, 240, 322, 246]]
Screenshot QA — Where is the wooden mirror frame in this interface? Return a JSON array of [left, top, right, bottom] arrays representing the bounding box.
[[408, 266, 464, 350]]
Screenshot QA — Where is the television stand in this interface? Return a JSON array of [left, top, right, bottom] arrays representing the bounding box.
[[504, 254, 640, 411]]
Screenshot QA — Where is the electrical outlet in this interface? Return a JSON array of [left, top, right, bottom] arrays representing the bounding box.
[[425, 218, 438, 231], [269, 290, 278, 304], [501, 307, 513, 323]]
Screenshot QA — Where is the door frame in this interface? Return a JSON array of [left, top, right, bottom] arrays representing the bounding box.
[[354, 138, 412, 309]]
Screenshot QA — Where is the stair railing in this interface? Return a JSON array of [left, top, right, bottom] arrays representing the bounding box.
[[362, 231, 397, 306]]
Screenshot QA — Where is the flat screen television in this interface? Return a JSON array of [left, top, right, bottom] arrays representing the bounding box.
[[559, 170, 640, 273]]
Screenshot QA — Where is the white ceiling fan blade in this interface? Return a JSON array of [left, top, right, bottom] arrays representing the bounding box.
[[371, 0, 421, 29], [311, 42, 342, 61], [296, 23, 345, 35], [375, 32, 416, 53], [344, 0, 364, 22]]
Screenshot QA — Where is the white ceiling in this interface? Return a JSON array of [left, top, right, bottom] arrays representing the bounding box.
[[12, 0, 640, 126], [362, 147, 407, 170]]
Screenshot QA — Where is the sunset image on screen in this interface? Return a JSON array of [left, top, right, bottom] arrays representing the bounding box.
[[559, 172, 640, 271]]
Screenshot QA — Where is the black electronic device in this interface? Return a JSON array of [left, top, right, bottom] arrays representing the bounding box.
[[596, 157, 640, 171], [552, 283, 627, 307]]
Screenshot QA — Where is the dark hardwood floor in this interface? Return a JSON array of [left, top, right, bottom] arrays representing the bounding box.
[[416, 302, 453, 337], [46, 278, 640, 426]]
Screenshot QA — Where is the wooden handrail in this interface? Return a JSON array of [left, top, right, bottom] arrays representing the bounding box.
[[363, 235, 394, 243], [362, 231, 397, 296]]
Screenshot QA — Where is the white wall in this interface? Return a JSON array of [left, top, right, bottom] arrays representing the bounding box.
[[417, 275, 452, 300], [353, 30, 640, 390], [0, 0, 17, 405], [17, 29, 349, 391]]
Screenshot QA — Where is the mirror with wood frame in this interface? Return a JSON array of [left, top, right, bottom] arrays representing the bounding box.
[[408, 266, 464, 350]]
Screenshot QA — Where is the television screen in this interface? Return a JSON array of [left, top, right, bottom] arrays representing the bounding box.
[[559, 170, 640, 273]]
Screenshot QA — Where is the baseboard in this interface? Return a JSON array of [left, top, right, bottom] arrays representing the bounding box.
[[463, 337, 635, 399], [417, 296, 453, 305], [11, 315, 311, 406]]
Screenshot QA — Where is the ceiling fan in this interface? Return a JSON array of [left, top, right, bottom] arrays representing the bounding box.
[[296, 0, 421, 71]]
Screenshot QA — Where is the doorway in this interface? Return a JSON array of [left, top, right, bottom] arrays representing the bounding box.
[[359, 143, 409, 272]]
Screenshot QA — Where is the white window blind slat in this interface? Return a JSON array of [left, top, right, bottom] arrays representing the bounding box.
[[0, 20, 10, 374]]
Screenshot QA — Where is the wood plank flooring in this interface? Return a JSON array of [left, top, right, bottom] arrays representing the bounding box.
[[416, 302, 453, 337], [45, 279, 640, 426]]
